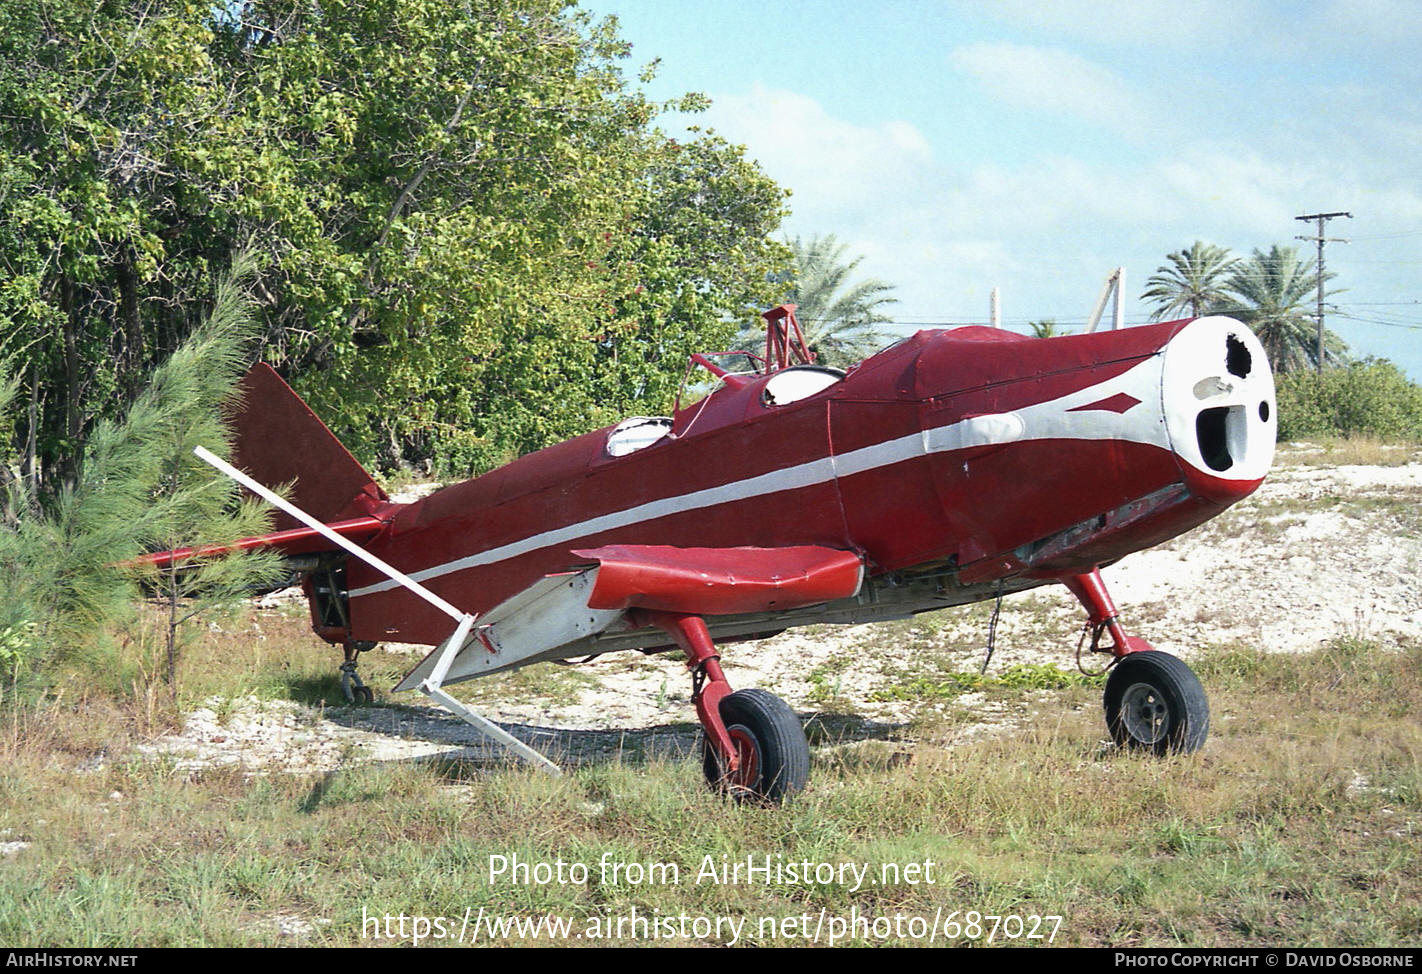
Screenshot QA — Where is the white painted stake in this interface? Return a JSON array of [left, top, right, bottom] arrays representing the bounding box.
[[194, 444, 561, 775], [1085, 267, 1126, 333], [194, 445, 466, 622]]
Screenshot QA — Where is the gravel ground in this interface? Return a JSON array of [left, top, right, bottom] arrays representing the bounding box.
[[137, 455, 1422, 775]]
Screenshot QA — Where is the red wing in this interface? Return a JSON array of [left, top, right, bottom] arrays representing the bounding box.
[[572, 544, 865, 616], [393, 544, 864, 692]]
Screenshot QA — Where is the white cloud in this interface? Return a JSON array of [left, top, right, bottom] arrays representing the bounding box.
[[1318, 0, 1422, 46], [701, 83, 935, 218], [950, 43, 1149, 137], [689, 79, 1422, 356]]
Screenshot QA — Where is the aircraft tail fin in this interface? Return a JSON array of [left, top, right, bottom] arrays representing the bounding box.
[[229, 364, 388, 530]]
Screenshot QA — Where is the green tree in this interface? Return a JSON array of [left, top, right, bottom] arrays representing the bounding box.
[[0, 0, 257, 490], [220, 0, 789, 473], [0, 0, 791, 483], [1027, 319, 1065, 338], [1217, 245, 1344, 372], [1141, 241, 1237, 320], [0, 258, 281, 688], [1275, 359, 1422, 439], [739, 234, 897, 369], [137, 257, 285, 692]]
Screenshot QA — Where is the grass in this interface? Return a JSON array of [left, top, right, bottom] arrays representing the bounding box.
[[2, 621, 1419, 947], [869, 663, 1099, 702], [2, 434, 1418, 947], [1277, 437, 1422, 468]]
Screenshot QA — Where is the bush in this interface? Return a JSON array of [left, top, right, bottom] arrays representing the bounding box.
[[1275, 359, 1422, 440], [0, 259, 281, 686]]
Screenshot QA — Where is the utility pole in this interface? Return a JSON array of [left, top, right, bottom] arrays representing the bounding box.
[[990, 287, 1000, 328], [1294, 210, 1351, 373], [1084, 267, 1126, 332]]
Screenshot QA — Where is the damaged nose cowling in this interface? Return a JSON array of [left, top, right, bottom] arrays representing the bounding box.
[[1160, 316, 1276, 505]]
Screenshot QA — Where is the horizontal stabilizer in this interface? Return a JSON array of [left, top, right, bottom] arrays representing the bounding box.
[[123, 516, 386, 570]]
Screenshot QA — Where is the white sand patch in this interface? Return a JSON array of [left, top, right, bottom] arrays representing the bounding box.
[[136, 456, 1421, 773]]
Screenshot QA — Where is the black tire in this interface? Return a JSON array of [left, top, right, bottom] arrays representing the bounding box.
[[1103, 651, 1209, 755], [353, 685, 375, 706], [701, 689, 810, 802]]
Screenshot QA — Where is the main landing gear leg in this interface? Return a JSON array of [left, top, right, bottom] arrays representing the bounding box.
[[1062, 567, 1152, 659], [1062, 568, 1210, 755], [633, 610, 809, 803]]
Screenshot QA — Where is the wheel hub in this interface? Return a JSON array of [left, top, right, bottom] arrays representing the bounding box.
[[1121, 682, 1169, 744], [721, 725, 761, 794]]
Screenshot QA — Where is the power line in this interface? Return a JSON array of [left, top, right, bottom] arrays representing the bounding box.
[[1349, 228, 1422, 240], [1335, 312, 1422, 331]]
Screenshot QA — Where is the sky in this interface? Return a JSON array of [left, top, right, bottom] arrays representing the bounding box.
[[579, 0, 1422, 379]]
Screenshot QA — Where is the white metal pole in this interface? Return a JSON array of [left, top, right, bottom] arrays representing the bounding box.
[[1112, 267, 1125, 330], [193, 445, 468, 623]]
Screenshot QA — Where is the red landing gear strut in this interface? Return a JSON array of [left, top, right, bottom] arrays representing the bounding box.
[[1062, 567, 1154, 659], [1060, 567, 1211, 755], [631, 610, 810, 802]]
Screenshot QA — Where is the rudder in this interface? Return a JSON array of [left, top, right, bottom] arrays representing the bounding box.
[[229, 363, 387, 530]]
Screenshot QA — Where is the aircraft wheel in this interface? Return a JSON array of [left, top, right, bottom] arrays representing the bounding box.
[[353, 686, 375, 706], [701, 689, 810, 802], [1103, 651, 1209, 755]]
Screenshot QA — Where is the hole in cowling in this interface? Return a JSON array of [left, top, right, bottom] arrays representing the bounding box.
[[1259, 401, 1270, 422], [1226, 334, 1252, 379], [1196, 407, 1233, 472]]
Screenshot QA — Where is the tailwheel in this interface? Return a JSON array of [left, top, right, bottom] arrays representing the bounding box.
[[339, 640, 377, 705], [1103, 651, 1209, 755], [702, 689, 810, 803]]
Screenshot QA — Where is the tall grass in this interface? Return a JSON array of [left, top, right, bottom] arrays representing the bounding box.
[[1, 625, 1418, 947]]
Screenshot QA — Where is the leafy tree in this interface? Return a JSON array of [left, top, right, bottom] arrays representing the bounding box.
[[739, 234, 896, 369], [215, 0, 789, 474], [417, 126, 790, 472], [1028, 319, 1065, 338], [1275, 359, 1422, 440], [1217, 245, 1344, 372], [1141, 241, 1238, 320], [0, 0, 257, 490], [0, 0, 791, 483]]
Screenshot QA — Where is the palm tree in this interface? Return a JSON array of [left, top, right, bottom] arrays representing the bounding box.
[[1028, 319, 1065, 338], [1216, 244, 1345, 372], [740, 234, 898, 369], [1141, 241, 1237, 320]]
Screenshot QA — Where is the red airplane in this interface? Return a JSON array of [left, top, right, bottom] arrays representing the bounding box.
[[146, 305, 1276, 801]]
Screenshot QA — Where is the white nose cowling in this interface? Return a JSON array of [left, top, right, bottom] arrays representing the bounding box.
[[1160, 316, 1276, 503]]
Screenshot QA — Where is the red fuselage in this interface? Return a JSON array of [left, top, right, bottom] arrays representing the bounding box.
[[345, 316, 1276, 648]]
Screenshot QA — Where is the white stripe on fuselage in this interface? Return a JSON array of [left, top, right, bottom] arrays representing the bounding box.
[[350, 354, 1174, 599]]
